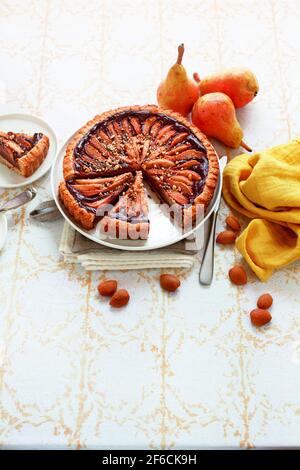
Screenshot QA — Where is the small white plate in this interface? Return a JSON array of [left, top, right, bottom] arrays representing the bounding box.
[[51, 134, 221, 251], [0, 113, 58, 188], [0, 213, 8, 251]]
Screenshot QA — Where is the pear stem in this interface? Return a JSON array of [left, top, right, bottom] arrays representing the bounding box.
[[241, 140, 252, 152], [177, 44, 184, 65], [193, 72, 200, 83]]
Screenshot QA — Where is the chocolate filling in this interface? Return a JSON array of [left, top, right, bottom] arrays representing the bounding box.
[[66, 181, 120, 214]]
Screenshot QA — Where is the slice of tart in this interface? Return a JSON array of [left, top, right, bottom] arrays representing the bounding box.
[[59, 172, 133, 230], [0, 131, 49, 177], [101, 171, 149, 239]]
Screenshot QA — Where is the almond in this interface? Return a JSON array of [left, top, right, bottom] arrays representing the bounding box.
[[160, 274, 181, 292], [109, 289, 130, 308], [257, 293, 273, 309], [250, 308, 272, 327], [226, 214, 241, 232], [98, 279, 117, 297], [216, 230, 237, 244], [228, 265, 247, 285]]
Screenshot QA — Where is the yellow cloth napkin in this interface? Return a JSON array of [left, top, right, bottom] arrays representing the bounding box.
[[222, 139, 300, 281]]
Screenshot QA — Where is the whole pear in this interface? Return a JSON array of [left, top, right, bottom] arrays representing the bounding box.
[[192, 92, 251, 150], [199, 67, 259, 108], [157, 44, 199, 116]]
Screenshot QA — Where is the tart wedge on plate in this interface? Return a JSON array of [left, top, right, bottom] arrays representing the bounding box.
[[0, 131, 49, 177]]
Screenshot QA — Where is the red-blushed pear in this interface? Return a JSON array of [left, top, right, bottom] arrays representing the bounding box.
[[191, 92, 251, 151], [157, 44, 199, 117], [198, 67, 259, 108]]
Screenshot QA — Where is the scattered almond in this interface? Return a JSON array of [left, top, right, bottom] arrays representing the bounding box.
[[226, 214, 241, 232], [98, 279, 117, 297], [228, 265, 247, 285], [250, 308, 272, 327], [160, 274, 181, 292], [216, 230, 237, 244], [257, 293, 273, 309], [110, 289, 130, 308]]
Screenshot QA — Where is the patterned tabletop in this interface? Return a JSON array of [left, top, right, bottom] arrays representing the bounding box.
[[1, 0, 300, 449]]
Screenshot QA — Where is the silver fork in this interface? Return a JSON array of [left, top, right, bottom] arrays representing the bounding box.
[[199, 156, 227, 286]]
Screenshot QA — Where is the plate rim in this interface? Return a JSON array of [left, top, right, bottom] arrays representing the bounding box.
[[51, 134, 222, 251], [0, 112, 58, 189]]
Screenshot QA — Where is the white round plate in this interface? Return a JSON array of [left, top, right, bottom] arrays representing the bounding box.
[[51, 134, 221, 251], [0, 113, 57, 188], [0, 213, 8, 251]]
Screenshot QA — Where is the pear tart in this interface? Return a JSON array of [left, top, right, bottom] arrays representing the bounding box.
[[0, 131, 49, 177], [59, 105, 219, 237]]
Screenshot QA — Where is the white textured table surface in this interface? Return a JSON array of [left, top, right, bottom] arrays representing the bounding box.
[[1, 0, 300, 449]]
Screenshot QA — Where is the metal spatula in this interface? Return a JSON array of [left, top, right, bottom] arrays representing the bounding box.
[[0, 187, 37, 213]]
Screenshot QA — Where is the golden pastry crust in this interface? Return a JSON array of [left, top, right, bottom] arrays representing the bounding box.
[[59, 182, 96, 230], [60, 105, 219, 233], [18, 134, 49, 177]]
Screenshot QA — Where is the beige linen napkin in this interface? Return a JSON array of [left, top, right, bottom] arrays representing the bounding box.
[[59, 222, 203, 271]]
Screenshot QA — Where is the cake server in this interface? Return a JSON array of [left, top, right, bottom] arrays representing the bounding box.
[[199, 156, 227, 286], [0, 187, 37, 213]]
